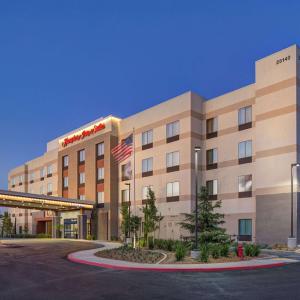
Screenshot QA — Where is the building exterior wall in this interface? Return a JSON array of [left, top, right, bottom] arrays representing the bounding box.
[[7, 44, 300, 244]]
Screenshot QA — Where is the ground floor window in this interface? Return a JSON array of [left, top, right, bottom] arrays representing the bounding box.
[[238, 219, 252, 241]]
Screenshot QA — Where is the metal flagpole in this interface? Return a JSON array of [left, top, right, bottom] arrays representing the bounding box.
[[133, 127, 136, 248]]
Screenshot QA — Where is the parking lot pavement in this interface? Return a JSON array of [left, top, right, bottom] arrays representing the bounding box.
[[1, 240, 300, 300]]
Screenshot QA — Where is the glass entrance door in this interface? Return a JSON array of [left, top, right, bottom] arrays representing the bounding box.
[[64, 218, 78, 239]]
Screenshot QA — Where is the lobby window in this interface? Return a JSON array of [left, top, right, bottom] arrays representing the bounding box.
[[121, 189, 129, 203], [47, 182, 53, 195], [47, 164, 53, 177], [166, 151, 180, 172], [166, 182, 179, 202], [97, 167, 104, 181], [63, 155, 69, 168], [79, 195, 86, 201], [206, 148, 218, 170], [79, 149, 85, 163], [238, 140, 252, 164], [97, 142, 104, 158], [206, 180, 218, 200], [142, 185, 153, 200], [238, 219, 252, 241], [142, 157, 153, 176], [97, 191, 104, 204], [40, 167, 46, 179], [63, 177, 69, 189], [238, 175, 252, 198], [206, 117, 218, 139], [142, 130, 153, 150], [166, 120, 180, 143], [79, 172, 85, 185], [238, 106, 252, 130]]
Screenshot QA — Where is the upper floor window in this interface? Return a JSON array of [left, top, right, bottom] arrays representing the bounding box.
[[206, 117, 218, 139], [40, 185, 44, 194], [238, 174, 252, 198], [97, 167, 104, 181], [238, 140, 252, 164], [166, 182, 180, 199], [97, 191, 104, 204], [47, 182, 53, 193], [238, 106, 252, 130], [79, 195, 86, 201], [206, 148, 218, 169], [121, 162, 132, 181], [63, 155, 69, 168], [166, 120, 180, 142], [97, 143, 104, 157], [142, 157, 153, 175], [40, 167, 46, 179], [142, 185, 153, 200], [166, 151, 180, 170], [121, 189, 129, 202], [206, 180, 218, 200], [19, 175, 24, 184], [11, 177, 16, 186], [47, 164, 53, 176], [29, 172, 35, 182], [79, 172, 85, 185], [142, 130, 153, 148], [63, 177, 69, 188], [79, 149, 85, 163]]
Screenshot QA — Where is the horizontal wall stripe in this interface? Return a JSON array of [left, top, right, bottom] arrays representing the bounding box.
[[256, 104, 297, 122], [256, 144, 297, 159]]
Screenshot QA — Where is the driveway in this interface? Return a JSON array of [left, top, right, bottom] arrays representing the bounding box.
[[0, 240, 300, 300]]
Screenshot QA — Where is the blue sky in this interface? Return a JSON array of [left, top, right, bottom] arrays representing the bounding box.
[[1, 0, 300, 188]]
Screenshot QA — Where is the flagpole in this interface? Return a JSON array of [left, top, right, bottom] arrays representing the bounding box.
[[132, 127, 136, 248]]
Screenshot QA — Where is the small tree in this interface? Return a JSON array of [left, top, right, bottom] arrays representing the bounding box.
[[180, 187, 229, 247], [2, 212, 13, 237], [142, 189, 163, 247], [120, 202, 131, 239]]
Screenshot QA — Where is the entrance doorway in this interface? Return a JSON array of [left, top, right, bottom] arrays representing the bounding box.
[[64, 218, 78, 239]]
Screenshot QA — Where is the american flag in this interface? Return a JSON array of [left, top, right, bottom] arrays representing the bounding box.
[[111, 134, 133, 163]]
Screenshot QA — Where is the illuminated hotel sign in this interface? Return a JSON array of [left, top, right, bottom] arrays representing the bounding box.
[[61, 122, 105, 147]]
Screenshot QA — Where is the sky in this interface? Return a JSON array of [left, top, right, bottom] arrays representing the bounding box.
[[1, 0, 300, 188]]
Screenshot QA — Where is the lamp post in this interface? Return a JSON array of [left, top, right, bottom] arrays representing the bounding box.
[[194, 146, 201, 251], [125, 183, 131, 240], [288, 163, 300, 249]]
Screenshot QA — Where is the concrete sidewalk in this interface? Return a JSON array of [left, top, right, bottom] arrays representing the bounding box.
[[67, 242, 298, 272]]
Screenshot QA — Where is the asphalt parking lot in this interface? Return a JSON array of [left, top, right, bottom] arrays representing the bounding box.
[[0, 240, 300, 300]]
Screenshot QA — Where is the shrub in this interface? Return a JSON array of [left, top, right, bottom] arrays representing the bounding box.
[[148, 237, 154, 250], [199, 245, 209, 263], [210, 244, 220, 259], [220, 243, 230, 257], [244, 244, 260, 257], [175, 243, 186, 261], [138, 238, 146, 248]]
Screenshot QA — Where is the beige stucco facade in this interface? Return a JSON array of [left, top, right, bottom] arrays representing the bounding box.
[[7, 45, 300, 244]]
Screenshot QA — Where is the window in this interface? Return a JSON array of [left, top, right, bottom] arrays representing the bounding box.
[[166, 121, 180, 139], [79, 172, 85, 184], [79, 149, 85, 163], [97, 143, 104, 157], [47, 164, 53, 176], [97, 191, 104, 203], [238, 106, 252, 129], [166, 151, 180, 168], [142, 185, 153, 200], [142, 157, 153, 175], [29, 172, 35, 182], [206, 117, 218, 138], [238, 140, 252, 164], [63, 177, 69, 188], [238, 175, 252, 197], [79, 195, 86, 201], [97, 167, 104, 181], [206, 148, 218, 169], [40, 167, 46, 179], [121, 162, 132, 181], [47, 183, 53, 193], [63, 155, 69, 168], [19, 175, 24, 183], [238, 219, 252, 241], [11, 177, 16, 186], [121, 189, 129, 202], [40, 185, 44, 194], [206, 180, 218, 199], [142, 130, 153, 146], [167, 182, 180, 198]]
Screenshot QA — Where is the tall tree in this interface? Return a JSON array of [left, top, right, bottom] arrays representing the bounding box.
[[180, 187, 228, 246], [2, 212, 13, 237], [142, 189, 163, 246], [120, 202, 130, 239]]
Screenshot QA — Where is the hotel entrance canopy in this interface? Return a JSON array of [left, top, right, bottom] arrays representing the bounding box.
[[0, 190, 94, 211]]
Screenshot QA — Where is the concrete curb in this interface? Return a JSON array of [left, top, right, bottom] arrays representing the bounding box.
[[67, 243, 295, 272]]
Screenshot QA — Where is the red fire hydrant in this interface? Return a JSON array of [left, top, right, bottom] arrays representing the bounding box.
[[237, 243, 244, 259]]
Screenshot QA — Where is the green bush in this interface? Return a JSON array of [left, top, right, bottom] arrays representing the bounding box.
[[175, 243, 186, 261], [220, 243, 230, 257], [138, 238, 146, 248], [36, 233, 51, 238], [210, 244, 220, 259], [244, 244, 260, 257], [148, 237, 154, 249], [199, 245, 209, 263]]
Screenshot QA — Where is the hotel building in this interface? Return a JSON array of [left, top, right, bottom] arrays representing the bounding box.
[[7, 45, 300, 244]]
